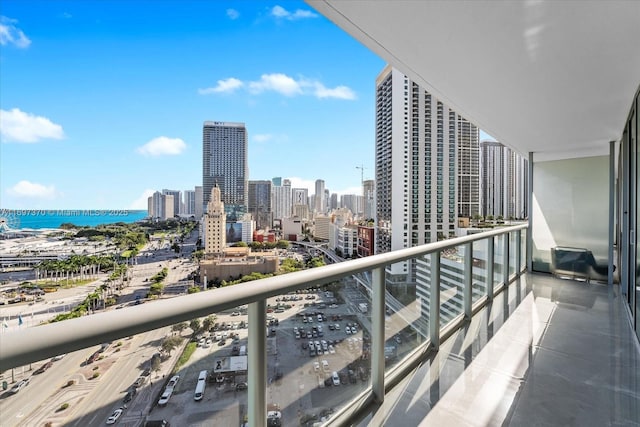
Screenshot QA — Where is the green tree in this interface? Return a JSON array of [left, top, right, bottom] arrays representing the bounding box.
[[202, 315, 216, 332], [189, 319, 201, 334], [171, 322, 188, 335], [160, 335, 183, 355], [276, 240, 290, 249]]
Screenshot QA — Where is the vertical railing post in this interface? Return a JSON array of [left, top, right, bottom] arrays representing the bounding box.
[[608, 140, 615, 286], [429, 252, 441, 350], [527, 151, 534, 272], [503, 232, 510, 287], [464, 243, 473, 319], [248, 300, 266, 427], [371, 267, 385, 403], [516, 229, 522, 275], [486, 236, 494, 300]]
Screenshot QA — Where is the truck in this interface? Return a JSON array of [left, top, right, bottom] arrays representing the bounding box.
[[358, 303, 368, 313]]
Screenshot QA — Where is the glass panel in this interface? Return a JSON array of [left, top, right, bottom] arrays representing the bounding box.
[[386, 260, 427, 370], [439, 245, 464, 326], [273, 282, 370, 425], [472, 239, 489, 303], [494, 234, 505, 290], [632, 100, 640, 340], [521, 229, 527, 272], [509, 230, 517, 279], [532, 157, 609, 278]]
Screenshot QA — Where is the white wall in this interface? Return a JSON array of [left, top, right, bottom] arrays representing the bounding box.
[[532, 155, 609, 271]]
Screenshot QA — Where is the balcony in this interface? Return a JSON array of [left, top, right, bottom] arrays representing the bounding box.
[[2, 224, 638, 426]]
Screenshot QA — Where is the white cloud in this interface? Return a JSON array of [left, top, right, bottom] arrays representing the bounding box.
[[226, 8, 240, 20], [136, 136, 186, 156], [249, 73, 303, 97], [271, 5, 318, 20], [253, 134, 273, 143], [201, 73, 355, 100], [130, 189, 155, 209], [334, 186, 363, 196], [7, 180, 58, 199], [313, 83, 357, 100], [198, 77, 243, 95], [286, 177, 315, 194], [0, 108, 64, 143], [0, 16, 31, 48]]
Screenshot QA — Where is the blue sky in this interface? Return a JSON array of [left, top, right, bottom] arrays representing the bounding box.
[[1, 1, 493, 210]]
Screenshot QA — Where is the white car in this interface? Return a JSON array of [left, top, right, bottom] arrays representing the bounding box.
[[106, 407, 124, 424], [345, 326, 351, 335], [331, 371, 340, 386], [157, 390, 172, 406], [313, 361, 320, 372], [166, 375, 180, 389], [328, 345, 336, 354], [321, 359, 330, 372], [9, 378, 30, 394]]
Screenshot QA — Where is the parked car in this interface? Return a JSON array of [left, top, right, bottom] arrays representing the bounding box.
[[133, 376, 147, 388], [331, 371, 340, 386], [163, 375, 178, 389], [9, 378, 30, 394], [157, 390, 172, 407], [106, 407, 124, 425], [33, 361, 53, 375], [123, 388, 137, 403]]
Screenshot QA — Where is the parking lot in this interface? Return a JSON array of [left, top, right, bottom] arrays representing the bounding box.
[[148, 285, 373, 426]]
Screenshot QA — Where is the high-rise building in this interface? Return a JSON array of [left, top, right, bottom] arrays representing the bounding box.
[[194, 186, 203, 219], [340, 194, 364, 217], [272, 179, 292, 221], [204, 186, 226, 255], [184, 190, 196, 216], [147, 192, 175, 220], [202, 121, 248, 220], [457, 119, 480, 218], [248, 180, 272, 230], [162, 189, 182, 216], [292, 188, 308, 207], [271, 177, 282, 187], [314, 179, 325, 214], [375, 65, 479, 283], [363, 179, 375, 220], [292, 187, 310, 220], [330, 193, 339, 211], [480, 140, 528, 219]]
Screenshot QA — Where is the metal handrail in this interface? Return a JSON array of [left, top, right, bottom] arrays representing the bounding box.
[[0, 223, 527, 382]]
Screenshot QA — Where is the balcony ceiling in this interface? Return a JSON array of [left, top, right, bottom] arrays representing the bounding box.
[[308, 1, 640, 161]]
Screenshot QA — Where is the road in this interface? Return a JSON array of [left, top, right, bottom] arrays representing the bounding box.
[[0, 230, 197, 427]]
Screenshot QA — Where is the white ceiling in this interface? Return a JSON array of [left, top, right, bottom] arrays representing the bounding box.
[[308, 1, 640, 161]]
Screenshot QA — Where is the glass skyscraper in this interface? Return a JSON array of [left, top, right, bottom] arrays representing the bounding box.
[[202, 121, 248, 220]]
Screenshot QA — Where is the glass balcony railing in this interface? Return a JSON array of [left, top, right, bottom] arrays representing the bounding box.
[[0, 224, 527, 427]]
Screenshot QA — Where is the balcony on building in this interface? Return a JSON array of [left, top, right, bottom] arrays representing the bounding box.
[[2, 1, 640, 427]]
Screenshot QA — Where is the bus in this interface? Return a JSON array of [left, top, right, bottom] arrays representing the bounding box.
[[194, 370, 207, 401]]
